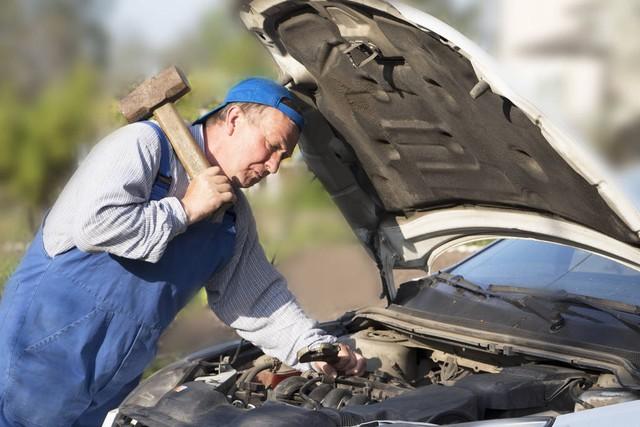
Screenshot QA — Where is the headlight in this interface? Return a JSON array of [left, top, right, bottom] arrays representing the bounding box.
[[120, 360, 196, 409]]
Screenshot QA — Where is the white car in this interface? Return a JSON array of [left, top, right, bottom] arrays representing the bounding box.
[[105, 0, 640, 425]]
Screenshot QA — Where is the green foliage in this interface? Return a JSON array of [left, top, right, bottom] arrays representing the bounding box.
[[162, 5, 276, 123], [0, 88, 22, 178], [0, 254, 21, 296], [0, 0, 108, 99], [0, 64, 106, 217], [0, 201, 32, 291], [0, 0, 109, 227], [247, 167, 357, 264], [171, 7, 276, 77]]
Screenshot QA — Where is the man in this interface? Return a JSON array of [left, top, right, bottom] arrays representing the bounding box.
[[0, 78, 365, 427]]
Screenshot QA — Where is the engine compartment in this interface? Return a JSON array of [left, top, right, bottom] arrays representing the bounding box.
[[116, 322, 640, 427]]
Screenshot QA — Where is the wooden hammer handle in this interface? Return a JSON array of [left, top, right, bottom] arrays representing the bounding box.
[[154, 103, 209, 177], [153, 103, 231, 222]]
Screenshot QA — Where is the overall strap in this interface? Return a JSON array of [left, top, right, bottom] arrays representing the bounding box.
[[144, 121, 173, 200]]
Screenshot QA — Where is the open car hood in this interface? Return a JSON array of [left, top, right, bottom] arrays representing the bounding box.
[[238, 0, 640, 300]]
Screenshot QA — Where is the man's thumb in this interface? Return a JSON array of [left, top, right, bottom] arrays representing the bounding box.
[[313, 361, 337, 380]]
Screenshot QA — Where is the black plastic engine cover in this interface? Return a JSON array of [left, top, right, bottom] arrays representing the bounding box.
[[120, 381, 478, 426], [343, 385, 478, 424], [121, 381, 356, 427], [454, 365, 586, 414], [120, 365, 585, 426]]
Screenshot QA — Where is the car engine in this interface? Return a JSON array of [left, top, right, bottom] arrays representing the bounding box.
[[115, 324, 640, 427]]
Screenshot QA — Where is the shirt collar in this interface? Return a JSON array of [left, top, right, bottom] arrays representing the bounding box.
[[191, 123, 206, 152]]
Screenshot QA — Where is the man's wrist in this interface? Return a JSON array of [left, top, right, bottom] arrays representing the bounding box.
[[178, 197, 195, 225], [164, 197, 189, 234]]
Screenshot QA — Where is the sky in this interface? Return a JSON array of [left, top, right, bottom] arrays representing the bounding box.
[[106, 0, 221, 50]]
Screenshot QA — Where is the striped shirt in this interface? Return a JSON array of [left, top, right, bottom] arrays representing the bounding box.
[[42, 122, 335, 369]]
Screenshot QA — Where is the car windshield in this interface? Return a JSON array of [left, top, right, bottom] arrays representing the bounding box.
[[448, 239, 640, 306]]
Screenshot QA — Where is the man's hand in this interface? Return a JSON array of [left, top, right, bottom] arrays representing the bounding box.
[[312, 343, 366, 380], [180, 166, 236, 224]]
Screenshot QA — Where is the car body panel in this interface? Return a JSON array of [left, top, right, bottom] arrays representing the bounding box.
[[354, 304, 640, 388], [383, 207, 640, 272], [237, 0, 640, 300], [350, 400, 640, 426]]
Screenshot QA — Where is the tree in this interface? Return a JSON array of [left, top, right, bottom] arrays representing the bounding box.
[[1, 0, 108, 99], [158, 5, 278, 121], [0, 0, 111, 229]]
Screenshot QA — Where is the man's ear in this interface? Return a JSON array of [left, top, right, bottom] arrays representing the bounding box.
[[224, 105, 242, 136]]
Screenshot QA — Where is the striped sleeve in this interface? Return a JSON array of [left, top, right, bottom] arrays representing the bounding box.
[[70, 123, 188, 262], [207, 194, 336, 370]]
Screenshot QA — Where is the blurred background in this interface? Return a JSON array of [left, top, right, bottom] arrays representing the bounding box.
[[1, 0, 638, 372]]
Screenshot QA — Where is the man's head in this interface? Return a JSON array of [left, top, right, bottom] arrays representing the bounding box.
[[194, 78, 303, 188]]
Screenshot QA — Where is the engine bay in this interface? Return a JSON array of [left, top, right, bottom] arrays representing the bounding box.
[[116, 321, 640, 427]]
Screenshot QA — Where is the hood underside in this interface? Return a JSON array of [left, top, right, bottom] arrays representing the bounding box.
[[239, 0, 640, 281]]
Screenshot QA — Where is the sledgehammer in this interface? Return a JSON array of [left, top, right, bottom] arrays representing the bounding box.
[[119, 66, 231, 221]]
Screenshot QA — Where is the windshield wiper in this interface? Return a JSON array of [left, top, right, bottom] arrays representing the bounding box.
[[431, 272, 491, 296], [430, 272, 565, 331], [488, 285, 640, 334]]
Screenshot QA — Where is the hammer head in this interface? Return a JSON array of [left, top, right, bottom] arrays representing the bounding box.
[[120, 66, 191, 123]]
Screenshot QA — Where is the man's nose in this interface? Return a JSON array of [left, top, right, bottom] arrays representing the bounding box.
[[265, 155, 281, 175]]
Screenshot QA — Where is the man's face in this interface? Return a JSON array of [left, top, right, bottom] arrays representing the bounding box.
[[215, 106, 299, 188]]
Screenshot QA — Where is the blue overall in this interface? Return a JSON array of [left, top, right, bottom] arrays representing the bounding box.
[[0, 123, 236, 427]]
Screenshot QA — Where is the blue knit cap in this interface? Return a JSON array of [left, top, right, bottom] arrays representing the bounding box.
[[193, 77, 304, 130]]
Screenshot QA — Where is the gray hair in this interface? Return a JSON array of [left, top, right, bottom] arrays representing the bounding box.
[[206, 102, 270, 126], [206, 98, 301, 128]]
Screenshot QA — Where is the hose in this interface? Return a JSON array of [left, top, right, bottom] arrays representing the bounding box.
[[298, 376, 324, 410], [242, 359, 279, 387], [227, 358, 279, 399]]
